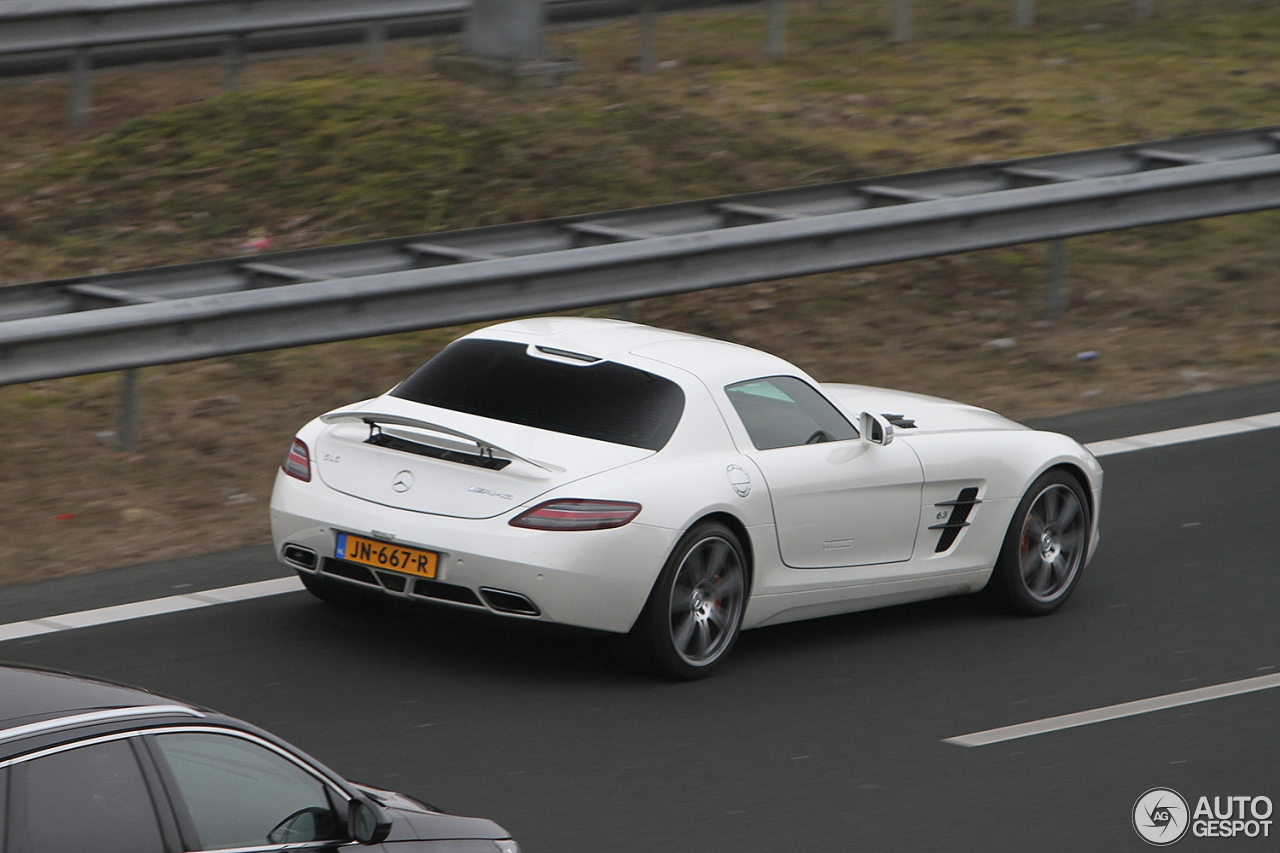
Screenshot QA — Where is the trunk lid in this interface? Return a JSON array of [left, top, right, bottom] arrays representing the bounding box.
[[314, 396, 651, 519]]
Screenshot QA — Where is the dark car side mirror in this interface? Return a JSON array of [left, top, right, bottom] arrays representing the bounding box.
[[349, 797, 392, 845]]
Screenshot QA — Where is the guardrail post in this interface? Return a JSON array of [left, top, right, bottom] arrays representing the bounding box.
[[639, 0, 656, 72], [69, 48, 92, 129], [463, 0, 547, 63], [892, 0, 912, 42], [448, 0, 575, 78], [366, 22, 387, 63], [1046, 239, 1067, 319], [765, 1, 785, 57], [117, 369, 140, 452], [222, 35, 245, 89], [1014, 0, 1034, 28], [1134, 0, 1153, 16]]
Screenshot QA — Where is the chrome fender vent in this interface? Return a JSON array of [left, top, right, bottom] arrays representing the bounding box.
[[930, 487, 981, 553]]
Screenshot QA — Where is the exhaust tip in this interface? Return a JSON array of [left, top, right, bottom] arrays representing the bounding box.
[[480, 588, 541, 617], [282, 544, 317, 569]]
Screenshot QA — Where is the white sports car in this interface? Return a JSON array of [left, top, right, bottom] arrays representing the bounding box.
[[270, 318, 1102, 678]]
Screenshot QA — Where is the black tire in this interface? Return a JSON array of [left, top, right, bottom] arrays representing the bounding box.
[[632, 521, 749, 680], [298, 571, 385, 610], [987, 469, 1091, 615]]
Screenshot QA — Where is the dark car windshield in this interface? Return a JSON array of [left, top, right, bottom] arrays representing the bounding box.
[[391, 339, 685, 450]]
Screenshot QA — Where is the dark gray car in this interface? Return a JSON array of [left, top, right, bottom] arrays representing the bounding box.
[[0, 664, 518, 853]]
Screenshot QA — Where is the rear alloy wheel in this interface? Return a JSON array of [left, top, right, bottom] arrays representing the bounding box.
[[989, 470, 1090, 615], [636, 522, 748, 680]]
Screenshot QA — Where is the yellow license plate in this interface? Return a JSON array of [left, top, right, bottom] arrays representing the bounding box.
[[336, 533, 438, 579]]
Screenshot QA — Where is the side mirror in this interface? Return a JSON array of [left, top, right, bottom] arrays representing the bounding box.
[[349, 797, 392, 846], [859, 411, 894, 446]]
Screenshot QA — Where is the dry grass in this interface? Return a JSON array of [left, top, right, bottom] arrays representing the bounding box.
[[1, 0, 1278, 586]]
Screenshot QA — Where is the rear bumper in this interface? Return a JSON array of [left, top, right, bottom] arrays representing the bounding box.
[[269, 470, 677, 633]]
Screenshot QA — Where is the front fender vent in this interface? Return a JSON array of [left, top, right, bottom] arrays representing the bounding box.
[[930, 487, 981, 553]]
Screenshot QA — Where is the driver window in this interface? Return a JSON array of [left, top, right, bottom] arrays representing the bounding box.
[[725, 376, 858, 450], [151, 732, 342, 851]]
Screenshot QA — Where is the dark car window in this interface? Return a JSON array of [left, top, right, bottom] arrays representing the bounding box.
[[6, 739, 166, 853], [152, 732, 341, 851], [725, 376, 858, 450], [391, 339, 685, 450]]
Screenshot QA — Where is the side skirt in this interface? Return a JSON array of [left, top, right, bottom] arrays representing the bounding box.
[[741, 568, 991, 629]]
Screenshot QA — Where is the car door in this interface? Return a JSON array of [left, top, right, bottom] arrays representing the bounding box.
[[724, 376, 924, 569]]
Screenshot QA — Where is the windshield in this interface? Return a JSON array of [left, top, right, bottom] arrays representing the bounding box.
[[391, 339, 685, 450]]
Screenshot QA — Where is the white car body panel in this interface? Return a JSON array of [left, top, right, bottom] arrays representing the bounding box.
[[270, 317, 1103, 636], [741, 438, 924, 569]]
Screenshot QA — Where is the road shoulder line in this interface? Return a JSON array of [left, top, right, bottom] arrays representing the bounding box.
[[1084, 410, 1280, 457], [0, 576, 303, 643], [945, 672, 1280, 747]]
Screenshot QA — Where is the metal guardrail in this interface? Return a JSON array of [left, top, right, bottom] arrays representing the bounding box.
[[0, 0, 1186, 63], [0, 1, 1254, 123], [0, 0, 751, 124], [2, 125, 1279, 390], [0, 0, 752, 72], [0, 0, 462, 54]]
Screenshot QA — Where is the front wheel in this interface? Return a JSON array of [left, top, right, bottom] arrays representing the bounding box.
[[633, 522, 748, 680], [987, 470, 1091, 615]]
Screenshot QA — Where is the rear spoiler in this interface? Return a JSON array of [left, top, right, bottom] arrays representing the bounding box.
[[320, 411, 556, 473]]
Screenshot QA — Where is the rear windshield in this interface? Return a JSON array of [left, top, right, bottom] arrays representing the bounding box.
[[391, 339, 685, 450]]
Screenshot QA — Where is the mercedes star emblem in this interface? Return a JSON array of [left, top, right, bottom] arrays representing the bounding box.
[[391, 470, 414, 493]]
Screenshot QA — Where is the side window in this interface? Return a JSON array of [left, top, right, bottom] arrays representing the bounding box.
[[725, 376, 859, 450], [151, 732, 342, 851], [7, 739, 166, 853]]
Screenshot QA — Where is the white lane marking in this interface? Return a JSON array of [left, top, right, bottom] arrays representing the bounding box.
[[0, 576, 303, 643], [945, 673, 1280, 747], [0, 411, 1276, 644], [1085, 410, 1280, 457]]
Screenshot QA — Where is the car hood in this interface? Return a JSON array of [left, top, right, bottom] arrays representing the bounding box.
[[821, 384, 1027, 434], [356, 784, 510, 843]]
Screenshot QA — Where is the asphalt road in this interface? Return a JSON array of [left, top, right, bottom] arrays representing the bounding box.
[[4, 381, 1278, 852]]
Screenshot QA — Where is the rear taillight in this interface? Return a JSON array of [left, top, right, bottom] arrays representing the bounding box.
[[282, 438, 311, 482], [509, 499, 641, 531]]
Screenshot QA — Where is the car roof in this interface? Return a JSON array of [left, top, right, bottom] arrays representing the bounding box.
[[0, 664, 188, 729], [0, 664, 362, 798], [468, 317, 802, 383], [471, 317, 700, 359]]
